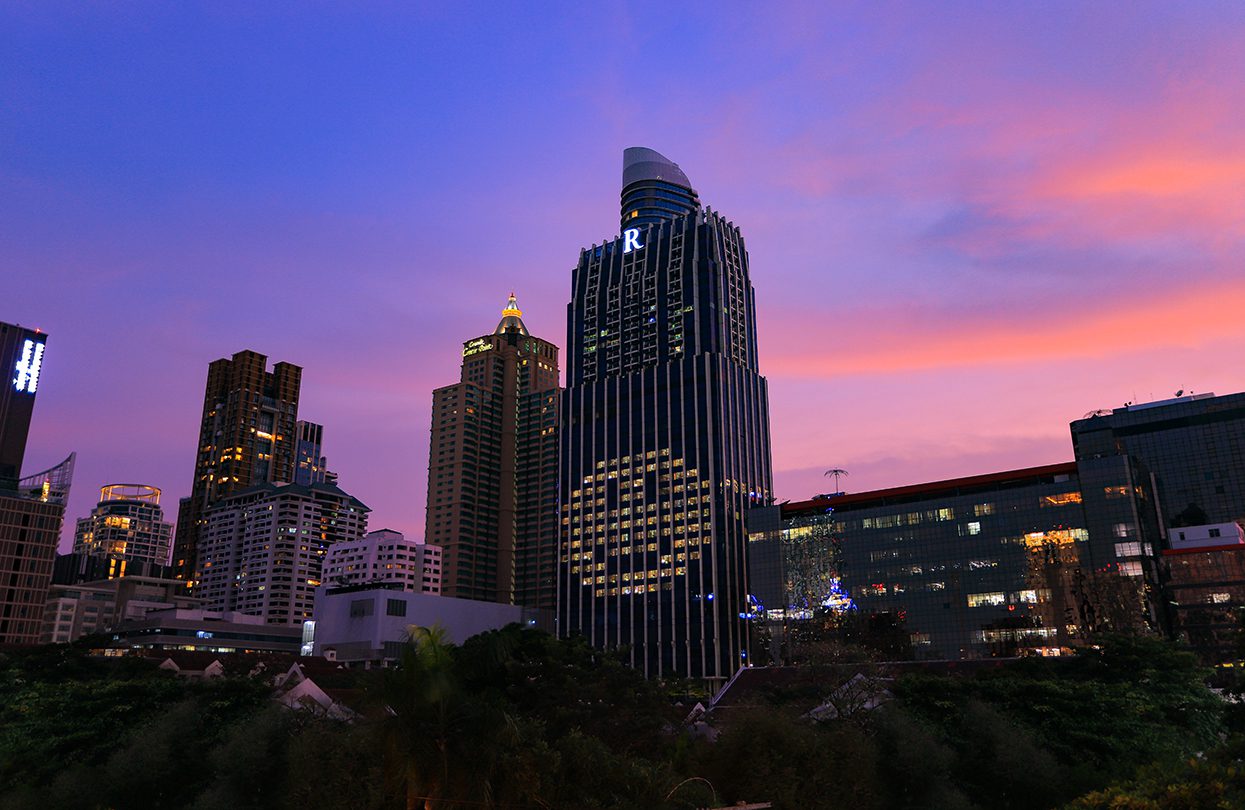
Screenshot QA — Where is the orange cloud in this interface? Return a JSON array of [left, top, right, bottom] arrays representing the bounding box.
[[1049, 151, 1245, 199], [765, 279, 1245, 378]]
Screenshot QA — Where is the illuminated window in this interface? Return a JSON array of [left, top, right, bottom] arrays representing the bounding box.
[[967, 592, 1005, 608]]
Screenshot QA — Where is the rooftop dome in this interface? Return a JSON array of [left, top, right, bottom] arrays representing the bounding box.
[[620, 147, 701, 231], [495, 292, 529, 336]]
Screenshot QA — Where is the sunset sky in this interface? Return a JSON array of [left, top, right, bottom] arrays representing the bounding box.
[[3, 2, 1244, 547]]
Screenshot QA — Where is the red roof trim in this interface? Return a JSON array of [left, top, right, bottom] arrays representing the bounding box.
[[783, 461, 1079, 515], [1162, 543, 1245, 556]]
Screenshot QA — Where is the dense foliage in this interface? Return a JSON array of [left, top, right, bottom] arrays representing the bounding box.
[[0, 632, 1237, 809]]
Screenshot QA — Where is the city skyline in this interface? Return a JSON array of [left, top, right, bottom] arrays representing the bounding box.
[[4, 3, 1244, 549]]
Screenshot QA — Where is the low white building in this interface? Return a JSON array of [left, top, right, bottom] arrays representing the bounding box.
[[1169, 522, 1245, 551], [322, 528, 442, 594], [305, 584, 547, 667]]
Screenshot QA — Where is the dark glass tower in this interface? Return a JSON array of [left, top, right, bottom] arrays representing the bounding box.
[[0, 321, 47, 485], [559, 148, 773, 681]]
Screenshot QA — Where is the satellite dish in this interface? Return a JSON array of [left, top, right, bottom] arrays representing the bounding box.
[[1175, 390, 1184, 397]]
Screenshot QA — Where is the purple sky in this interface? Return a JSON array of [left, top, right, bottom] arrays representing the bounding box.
[[3, 3, 1244, 549]]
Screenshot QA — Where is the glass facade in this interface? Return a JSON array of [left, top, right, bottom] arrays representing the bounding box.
[[1071, 391, 1245, 530], [0, 321, 46, 485], [748, 459, 1160, 661], [1164, 545, 1245, 663]]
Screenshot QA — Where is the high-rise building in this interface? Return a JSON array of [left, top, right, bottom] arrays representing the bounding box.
[[0, 321, 47, 485], [173, 350, 302, 589], [197, 480, 368, 625], [73, 484, 173, 569], [294, 420, 328, 486], [424, 295, 560, 608], [1070, 392, 1245, 530], [558, 148, 773, 680], [323, 528, 443, 593], [0, 320, 72, 645]]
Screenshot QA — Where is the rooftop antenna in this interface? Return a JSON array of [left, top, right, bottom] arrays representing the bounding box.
[[824, 468, 849, 494]]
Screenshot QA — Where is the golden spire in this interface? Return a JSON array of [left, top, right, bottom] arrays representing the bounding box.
[[502, 292, 522, 318]]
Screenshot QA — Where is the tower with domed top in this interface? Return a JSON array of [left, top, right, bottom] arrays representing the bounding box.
[[424, 293, 560, 609]]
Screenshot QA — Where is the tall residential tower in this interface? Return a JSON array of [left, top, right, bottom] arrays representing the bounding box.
[[558, 148, 773, 680], [173, 350, 301, 589], [425, 296, 560, 608]]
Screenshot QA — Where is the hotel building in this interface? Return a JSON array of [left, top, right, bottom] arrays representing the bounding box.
[[559, 148, 773, 680]]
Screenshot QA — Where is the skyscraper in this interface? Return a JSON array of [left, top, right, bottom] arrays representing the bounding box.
[[73, 484, 174, 570], [424, 295, 560, 608], [0, 321, 72, 644], [558, 148, 773, 680], [173, 350, 301, 589], [0, 321, 47, 485]]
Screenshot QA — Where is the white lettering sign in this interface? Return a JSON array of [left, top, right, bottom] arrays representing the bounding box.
[[13, 339, 45, 393], [623, 228, 643, 254]]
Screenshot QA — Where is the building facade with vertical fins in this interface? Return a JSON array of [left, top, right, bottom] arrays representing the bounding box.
[[173, 350, 302, 590], [559, 148, 773, 680], [424, 295, 560, 608]]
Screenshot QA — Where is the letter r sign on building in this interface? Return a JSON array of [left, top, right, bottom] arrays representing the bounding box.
[[622, 228, 643, 254]]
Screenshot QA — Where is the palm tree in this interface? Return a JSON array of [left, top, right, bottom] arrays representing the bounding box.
[[376, 625, 511, 810]]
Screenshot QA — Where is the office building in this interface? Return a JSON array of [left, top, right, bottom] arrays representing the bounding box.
[[0, 321, 47, 485], [294, 420, 328, 486], [748, 459, 1160, 661], [40, 575, 200, 645], [73, 483, 174, 568], [198, 480, 369, 625], [1071, 392, 1245, 530], [173, 350, 302, 589], [323, 528, 442, 593], [559, 148, 773, 680], [425, 294, 560, 608]]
